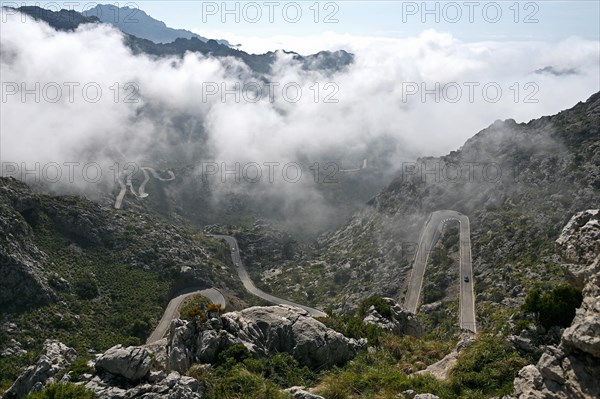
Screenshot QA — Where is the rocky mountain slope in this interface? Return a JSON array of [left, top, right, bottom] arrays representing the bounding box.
[[0, 177, 247, 393], [82, 4, 228, 45], [259, 92, 599, 321], [8, 208, 594, 398], [2, 96, 597, 397], [511, 209, 599, 399], [3, 305, 361, 399]]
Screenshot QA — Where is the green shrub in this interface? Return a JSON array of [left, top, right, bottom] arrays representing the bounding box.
[[522, 284, 583, 329], [207, 303, 224, 315], [187, 364, 216, 390], [0, 351, 40, 393], [261, 352, 314, 387], [64, 358, 93, 382], [315, 351, 450, 399], [130, 318, 151, 340], [381, 334, 452, 374], [210, 365, 288, 399], [23, 383, 95, 399], [333, 269, 351, 285], [185, 306, 207, 322], [449, 334, 528, 396], [317, 315, 384, 346], [217, 343, 253, 368], [514, 319, 532, 335], [422, 284, 445, 304], [180, 295, 212, 321], [73, 276, 98, 300], [190, 347, 315, 397], [357, 296, 392, 318], [315, 333, 526, 399]]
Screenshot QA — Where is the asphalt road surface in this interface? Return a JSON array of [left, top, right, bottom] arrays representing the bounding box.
[[146, 287, 225, 344], [114, 167, 175, 210], [211, 235, 327, 318], [403, 211, 477, 332]]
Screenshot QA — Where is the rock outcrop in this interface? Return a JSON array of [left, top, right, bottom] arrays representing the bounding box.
[[85, 370, 203, 399], [2, 340, 77, 399], [562, 270, 600, 358], [414, 333, 474, 380], [167, 305, 365, 373], [401, 391, 441, 399], [284, 386, 325, 399], [4, 305, 363, 397], [95, 345, 152, 381], [0, 179, 55, 310], [362, 298, 423, 337], [556, 209, 600, 288], [4, 340, 203, 399], [511, 210, 600, 399]]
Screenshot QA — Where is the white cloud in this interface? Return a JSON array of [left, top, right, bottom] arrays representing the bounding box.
[[1, 13, 598, 217]]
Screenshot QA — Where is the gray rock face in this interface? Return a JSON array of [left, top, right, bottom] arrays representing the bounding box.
[[507, 313, 542, 356], [0, 179, 56, 310], [509, 334, 536, 354], [7, 342, 203, 399], [562, 270, 600, 358], [556, 209, 600, 288], [167, 305, 365, 373], [3, 340, 77, 399], [85, 370, 203, 399], [284, 386, 325, 399], [95, 345, 151, 381], [511, 210, 600, 399], [362, 298, 423, 338], [556, 210, 599, 266], [403, 392, 441, 399], [512, 344, 600, 399], [415, 333, 474, 381]]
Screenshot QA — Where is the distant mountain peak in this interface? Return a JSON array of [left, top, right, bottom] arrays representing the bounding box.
[[13, 5, 354, 74], [82, 3, 229, 46]]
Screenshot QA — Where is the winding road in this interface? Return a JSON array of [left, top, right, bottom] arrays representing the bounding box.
[[115, 167, 176, 210], [146, 211, 474, 344], [339, 159, 369, 173], [146, 235, 326, 343], [146, 287, 225, 344], [211, 235, 327, 318], [403, 211, 477, 332]]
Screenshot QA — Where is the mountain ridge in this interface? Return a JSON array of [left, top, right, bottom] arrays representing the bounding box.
[[8, 5, 354, 74], [252, 91, 599, 320], [82, 4, 230, 46]]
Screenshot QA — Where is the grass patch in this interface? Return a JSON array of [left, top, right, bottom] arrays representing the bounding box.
[[180, 294, 213, 321], [314, 333, 526, 399], [23, 383, 94, 399], [317, 315, 385, 346]]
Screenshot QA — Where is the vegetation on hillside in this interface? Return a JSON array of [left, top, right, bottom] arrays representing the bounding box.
[[522, 284, 583, 329], [0, 179, 240, 394], [314, 334, 526, 399], [187, 344, 314, 399], [23, 383, 95, 399]]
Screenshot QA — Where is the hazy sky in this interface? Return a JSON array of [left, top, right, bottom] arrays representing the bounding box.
[[12, 1, 600, 53]]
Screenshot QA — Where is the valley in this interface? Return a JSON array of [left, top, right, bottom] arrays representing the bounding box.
[[0, 3, 598, 399]]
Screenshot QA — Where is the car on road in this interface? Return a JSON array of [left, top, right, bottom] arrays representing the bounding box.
[[464, 275, 470, 282], [231, 247, 235, 251]]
